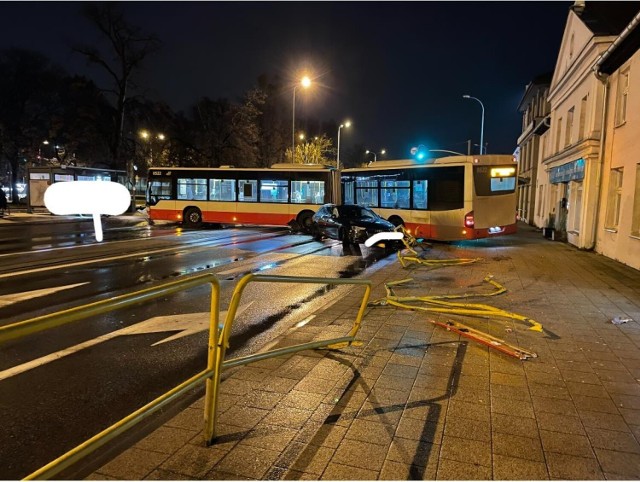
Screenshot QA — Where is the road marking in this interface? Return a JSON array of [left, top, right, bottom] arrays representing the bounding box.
[[0, 282, 89, 307], [0, 303, 251, 381]]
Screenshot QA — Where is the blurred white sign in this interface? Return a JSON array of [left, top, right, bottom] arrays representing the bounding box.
[[44, 181, 130, 242]]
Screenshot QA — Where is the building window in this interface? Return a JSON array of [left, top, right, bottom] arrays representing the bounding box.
[[632, 164, 640, 237], [565, 108, 574, 147], [570, 181, 582, 233], [615, 68, 630, 126], [555, 117, 563, 153], [605, 168, 624, 230], [578, 96, 587, 140]]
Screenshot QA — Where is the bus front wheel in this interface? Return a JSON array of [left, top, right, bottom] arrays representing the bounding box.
[[388, 215, 404, 227], [184, 207, 203, 228]]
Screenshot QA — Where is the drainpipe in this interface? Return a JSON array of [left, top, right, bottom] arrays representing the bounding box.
[[593, 11, 640, 73]]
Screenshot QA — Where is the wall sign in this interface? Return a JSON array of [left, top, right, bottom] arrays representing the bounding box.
[[550, 158, 585, 183]]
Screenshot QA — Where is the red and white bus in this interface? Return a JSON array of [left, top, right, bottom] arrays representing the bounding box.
[[341, 154, 518, 241], [146, 164, 339, 230]]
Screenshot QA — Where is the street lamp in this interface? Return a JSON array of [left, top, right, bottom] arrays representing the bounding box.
[[292, 76, 311, 161], [365, 148, 387, 163], [365, 150, 377, 162], [463, 94, 485, 155], [337, 121, 351, 170]]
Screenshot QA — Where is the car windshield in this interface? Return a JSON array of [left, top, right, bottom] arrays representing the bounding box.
[[338, 205, 377, 220]]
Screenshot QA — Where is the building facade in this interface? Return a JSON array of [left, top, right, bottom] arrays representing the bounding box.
[[592, 10, 640, 270], [535, 2, 639, 250], [516, 73, 552, 227]]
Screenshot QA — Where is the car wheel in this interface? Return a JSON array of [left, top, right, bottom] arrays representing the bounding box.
[[184, 207, 203, 228]]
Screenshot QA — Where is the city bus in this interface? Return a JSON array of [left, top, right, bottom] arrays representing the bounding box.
[[146, 164, 339, 230], [341, 154, 518, 241]]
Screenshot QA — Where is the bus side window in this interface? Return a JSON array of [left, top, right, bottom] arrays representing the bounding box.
[[412, 180, 428, 209]]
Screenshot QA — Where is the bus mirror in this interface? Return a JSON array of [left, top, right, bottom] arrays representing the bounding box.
[[44, 180, 130, 242]]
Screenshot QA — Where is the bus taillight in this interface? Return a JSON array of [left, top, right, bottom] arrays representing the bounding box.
[[464, 211, 475, 228]]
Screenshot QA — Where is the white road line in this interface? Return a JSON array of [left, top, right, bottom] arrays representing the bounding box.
[[0, 304, 250, 381], [0, 282, 89, 307]]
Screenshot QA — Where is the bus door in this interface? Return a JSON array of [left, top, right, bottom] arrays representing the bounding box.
[[147, 173, 175, 219]]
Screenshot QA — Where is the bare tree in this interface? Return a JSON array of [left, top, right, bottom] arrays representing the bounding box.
[[75, 3, 161, 174]]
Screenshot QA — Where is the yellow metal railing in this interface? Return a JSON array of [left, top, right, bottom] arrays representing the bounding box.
[[209, 274, 372, 444], [0, 273, 220, 481], [2, 272, 371, 480]]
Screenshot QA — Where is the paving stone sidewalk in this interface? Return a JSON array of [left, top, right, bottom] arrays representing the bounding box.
[[90, 224, 640, 480]]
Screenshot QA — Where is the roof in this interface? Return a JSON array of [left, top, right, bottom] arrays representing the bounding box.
[[517, 72, 553, 113], [572, 1, 640, 35]]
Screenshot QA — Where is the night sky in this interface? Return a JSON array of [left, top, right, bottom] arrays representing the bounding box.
[[0, 1, 571, 159]]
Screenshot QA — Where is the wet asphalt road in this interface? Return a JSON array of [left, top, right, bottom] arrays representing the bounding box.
[[0, 218, 394, 479]]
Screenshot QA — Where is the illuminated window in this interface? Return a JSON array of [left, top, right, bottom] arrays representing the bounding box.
[[605, 168, 624, 229], [355, 179, 378, 207], [260, 180, 288, 203], [148, 179, 172, 200], [381, 180, 410, 209], [291, 180, 325, 204], [209, 179, 236, 201], [412, 180, 428, 209], [238, 180, 257, 202], [177, 178, 207, 200]]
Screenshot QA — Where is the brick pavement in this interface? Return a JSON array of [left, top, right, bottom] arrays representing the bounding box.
[[89, 223, 640, 480]]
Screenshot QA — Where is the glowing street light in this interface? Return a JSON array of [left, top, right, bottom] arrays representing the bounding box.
[[365, 150, 377, 162], [292, 76, 312, 160], [463, 94, 485, 155], [365, 148, 386, 163], [336, 120, 351, 170]]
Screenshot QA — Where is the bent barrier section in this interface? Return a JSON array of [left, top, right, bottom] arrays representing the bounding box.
[[0, 273, 371, 480]]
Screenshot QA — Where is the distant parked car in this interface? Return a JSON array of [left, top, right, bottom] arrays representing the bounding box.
[[311, 203, 398, 247]]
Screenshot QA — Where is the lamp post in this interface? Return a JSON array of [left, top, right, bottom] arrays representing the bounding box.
[[337, 121, 351, 170], [365, 149, 377, 162], [463, 94, 485, 155], [365, 148, 386, 163], [292, 76, 311, 161]]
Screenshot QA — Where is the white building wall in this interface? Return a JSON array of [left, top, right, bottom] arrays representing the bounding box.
[[538, 8, 616, 248], [596, 53, 640, 270]]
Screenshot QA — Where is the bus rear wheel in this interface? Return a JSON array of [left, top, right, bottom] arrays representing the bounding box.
[[184, 207, 203, 228], [388, 215, 404, 227], [296, 210, 315, 234]]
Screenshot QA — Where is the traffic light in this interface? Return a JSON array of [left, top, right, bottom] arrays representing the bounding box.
[[410, 144, 428, 161]]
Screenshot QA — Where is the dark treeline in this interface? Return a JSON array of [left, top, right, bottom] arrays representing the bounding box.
[[0, 3, 365, 202]]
